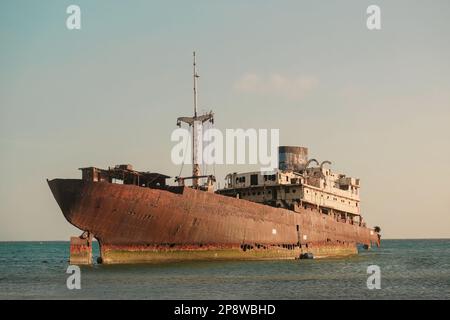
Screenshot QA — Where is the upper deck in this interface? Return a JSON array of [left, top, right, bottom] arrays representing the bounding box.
[[218, 166, 361, 217], [79, 164, 170, 188]]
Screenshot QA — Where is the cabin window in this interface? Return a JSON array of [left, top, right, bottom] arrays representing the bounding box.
[[250, 174, 258, 186]]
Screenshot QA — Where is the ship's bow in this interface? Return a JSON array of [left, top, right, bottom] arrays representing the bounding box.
[[47, 179, 84, 224]]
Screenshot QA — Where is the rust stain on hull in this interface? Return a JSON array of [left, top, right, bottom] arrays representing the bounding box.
[[48, 179, 380, 264], [69, 236, 93, 265]]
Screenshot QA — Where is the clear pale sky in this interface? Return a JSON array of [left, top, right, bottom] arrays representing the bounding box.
[[1, 0, 449, 240]]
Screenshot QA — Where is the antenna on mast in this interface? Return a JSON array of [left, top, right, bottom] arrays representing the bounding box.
[[193, 51, 199, 118]]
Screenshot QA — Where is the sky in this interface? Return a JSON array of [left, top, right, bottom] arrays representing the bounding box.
[[1, 0, 449, 240]]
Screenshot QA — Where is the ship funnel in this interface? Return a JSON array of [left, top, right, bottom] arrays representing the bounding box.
[[278, 146, 308, 172]]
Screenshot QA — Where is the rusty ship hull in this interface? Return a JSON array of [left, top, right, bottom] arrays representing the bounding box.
[[48, 178, 380, 264]]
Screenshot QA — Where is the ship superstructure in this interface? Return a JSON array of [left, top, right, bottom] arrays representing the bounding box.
[[218, 146, 365, 227]]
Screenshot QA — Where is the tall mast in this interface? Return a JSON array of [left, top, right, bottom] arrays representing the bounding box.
[[192, 51, 200, 187], [176, 52, 214, 189]]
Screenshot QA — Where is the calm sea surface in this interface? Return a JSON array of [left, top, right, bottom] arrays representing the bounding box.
[[0, 239, 449, 299]]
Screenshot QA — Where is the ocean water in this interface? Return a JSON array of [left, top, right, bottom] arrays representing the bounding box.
[[0, 239, 449, 300]]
